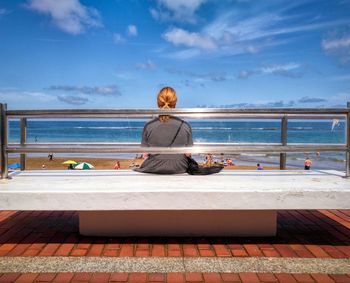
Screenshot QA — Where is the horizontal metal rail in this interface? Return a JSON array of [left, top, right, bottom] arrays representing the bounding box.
[[6, 108, 349, 119], [7, 144, 347, 154], [9, 142, 283, 146]]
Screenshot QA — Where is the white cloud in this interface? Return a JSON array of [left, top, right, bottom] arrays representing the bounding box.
[[204, 11, 350, 44], [245, 45, 259, 54], [237, 70, 258, 79], [136, 59, 156, 70], [238, 63, 302, 79], [163, 27, 216, 50], [157, 0, 205, 14], [26, 0, 102, 35], [322, 34, 350, 65], [151, 0, 206, 23], [113, 33, 125, 44], [149, 8, 160, 20], [165, 48, 201, 59], [48, 85, 121, 96], [199, 100, 296, 108], [127, 25, 138, 36], [322, 36, 350, 50], [161, 6, 350, 59], [57, 95, 88, 105], [298, 96, 327, 103], [113, 71, 134, 80], [166, 68, 227, 82], [261, 63, 300, 74]]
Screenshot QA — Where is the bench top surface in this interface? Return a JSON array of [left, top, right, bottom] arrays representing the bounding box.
[[1, 169, 349, 191], [0, 170, 349, 210]]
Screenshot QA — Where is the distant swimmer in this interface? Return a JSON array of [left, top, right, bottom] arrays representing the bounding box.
[[304, 157, 312, 170]]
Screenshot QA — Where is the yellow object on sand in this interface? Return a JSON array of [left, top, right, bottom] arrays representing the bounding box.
[[62, 160, 77, 165]]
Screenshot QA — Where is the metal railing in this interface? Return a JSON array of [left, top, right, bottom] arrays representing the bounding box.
[[1, 102, 349, 178]]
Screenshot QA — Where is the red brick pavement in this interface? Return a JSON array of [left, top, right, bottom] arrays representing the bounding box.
[[0, 210, 349, 282], [0, 210, 349, 258], [0, 272, 349, 283]]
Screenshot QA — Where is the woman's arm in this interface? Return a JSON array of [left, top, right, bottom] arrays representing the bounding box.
[[141, 124, 149, 147], [187, 124, 194, 146], [185, 123, 193, 157], [141, 123, 149, 157]]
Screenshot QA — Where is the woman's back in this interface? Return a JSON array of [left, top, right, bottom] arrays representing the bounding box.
[[134, 86, 193, 174], [135, 116, 193, 174], [141, 116, 192, 147]]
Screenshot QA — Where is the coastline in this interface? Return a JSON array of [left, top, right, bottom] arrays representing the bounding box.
[[8, 156, 281, 171], [8, 152, 344, 171]]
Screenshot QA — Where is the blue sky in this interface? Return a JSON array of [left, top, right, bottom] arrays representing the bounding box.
[[0, 0, 350, 109]]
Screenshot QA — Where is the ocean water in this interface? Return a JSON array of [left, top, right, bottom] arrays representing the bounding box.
[[8, 119, 346, 170]]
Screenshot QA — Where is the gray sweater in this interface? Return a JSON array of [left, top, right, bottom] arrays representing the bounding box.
[[135, 116, 193, 174]]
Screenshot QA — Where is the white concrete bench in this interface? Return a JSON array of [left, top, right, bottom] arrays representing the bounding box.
[[1, 169, 349, 237]]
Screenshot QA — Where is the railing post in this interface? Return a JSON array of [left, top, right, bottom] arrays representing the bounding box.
[[0, 103, 8, 179], [280, 116, 288, 170], [20, 118, 27, 171], [346, 102, 350, 177]]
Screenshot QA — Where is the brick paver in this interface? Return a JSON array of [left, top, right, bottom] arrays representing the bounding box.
[[0, 273, 348, 283], [0, 210, 349, 259], [0, 210, 349, 282]]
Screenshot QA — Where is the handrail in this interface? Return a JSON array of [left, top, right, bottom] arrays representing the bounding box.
[[5, 108, 348, 119], [1, 103, 350, 178], [6, 144, 347, 154]]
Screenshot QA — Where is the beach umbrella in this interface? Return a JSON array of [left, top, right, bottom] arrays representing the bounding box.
[[62, 160, 77, 165], [74, 162, 94, 170], [8, 163, 20, 169]]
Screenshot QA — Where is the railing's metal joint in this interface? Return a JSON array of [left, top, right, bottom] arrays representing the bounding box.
[[0, 103, 8, 179], [345, 102, 350, 177]]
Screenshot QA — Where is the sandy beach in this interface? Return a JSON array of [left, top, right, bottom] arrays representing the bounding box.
[[8, 156, 279, 171]]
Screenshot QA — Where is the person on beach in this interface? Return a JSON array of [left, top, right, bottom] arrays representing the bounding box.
[[227, 158, 233, 166], [304, 157, 312, 170], [257, 163, 264, 170], [134, 86, 193, 174], [48, 153, 53, 161], [220, 153, 225, 165], [205, 154, 213, 166], [114, 161, 121, 170]]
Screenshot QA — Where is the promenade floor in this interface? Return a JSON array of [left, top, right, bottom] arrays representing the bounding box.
[[0, 210, 349, 282]]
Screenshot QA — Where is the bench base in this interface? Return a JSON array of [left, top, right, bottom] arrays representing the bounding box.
[[79, 210, 277, 237]]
